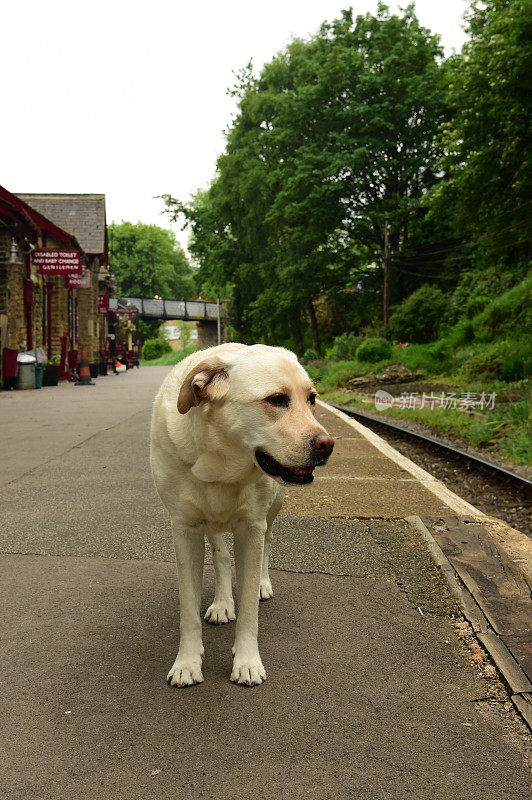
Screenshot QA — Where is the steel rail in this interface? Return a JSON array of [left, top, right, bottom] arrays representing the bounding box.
[[326, 401, 532, 490]]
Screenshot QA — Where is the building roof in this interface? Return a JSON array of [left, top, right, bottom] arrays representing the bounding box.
[[0, 186, 80, 249], [16, 194, 106, 255]]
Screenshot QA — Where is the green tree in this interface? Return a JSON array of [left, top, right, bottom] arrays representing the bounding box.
[[427, 0, 532, 270], [164, 5, 446, 350], [108, 222, 195, 299]]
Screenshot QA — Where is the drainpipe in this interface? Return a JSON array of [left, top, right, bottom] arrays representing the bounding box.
[[46, 282, 53, 358], [25, 253, 33, 350]]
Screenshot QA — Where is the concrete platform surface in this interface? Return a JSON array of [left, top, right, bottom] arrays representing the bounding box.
[[2, 554, 530, 800], [0, 366, 530, 799], [0, 367, 169, 486]]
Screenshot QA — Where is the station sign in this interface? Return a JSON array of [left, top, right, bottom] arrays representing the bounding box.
[[65, 270, 91, 289], [98, 293, 109, 313], [33, 250, 82, 275]]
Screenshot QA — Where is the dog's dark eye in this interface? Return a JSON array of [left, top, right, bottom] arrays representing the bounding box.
[[265, 393, 289, 407], [309, 393, 317, 406]]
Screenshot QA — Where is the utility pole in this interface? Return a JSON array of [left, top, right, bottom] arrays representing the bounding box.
[[383, 216, 391, 332], [216, 295, 221, 344]]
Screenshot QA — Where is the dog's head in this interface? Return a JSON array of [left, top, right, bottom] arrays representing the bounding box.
[[177, 344, 334, 485]]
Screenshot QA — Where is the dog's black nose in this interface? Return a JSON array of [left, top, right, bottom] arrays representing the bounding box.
[[310, 433, 334, 457]]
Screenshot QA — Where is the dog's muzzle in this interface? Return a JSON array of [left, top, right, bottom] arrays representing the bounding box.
[[255, 435, 334, 485]]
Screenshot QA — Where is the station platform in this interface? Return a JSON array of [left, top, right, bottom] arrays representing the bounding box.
[[0, 370, 530, 800]]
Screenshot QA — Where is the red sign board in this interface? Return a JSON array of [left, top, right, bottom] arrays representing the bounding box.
[[65, 270, 91, 289], [98, 294, 109, 313], [33, 250, 82, 275]]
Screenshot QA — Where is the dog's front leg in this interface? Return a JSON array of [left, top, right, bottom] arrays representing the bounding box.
[[231, 520, 267, 686], [167, 520, 205, 687]]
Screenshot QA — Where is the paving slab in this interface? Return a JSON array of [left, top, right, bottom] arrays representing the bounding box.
[[1, 553, 530, 800], [318, 437, 411, 478], [0, 408, 170, 561], [0, 367, 169, 486], [314, 406, 364, 439], [283, 475, 453, 517]]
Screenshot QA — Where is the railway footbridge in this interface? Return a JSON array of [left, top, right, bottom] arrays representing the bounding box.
[[111, 296, 224, 348]]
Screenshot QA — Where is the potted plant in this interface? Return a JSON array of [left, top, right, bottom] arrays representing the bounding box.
[[42, 354, 61, 387]]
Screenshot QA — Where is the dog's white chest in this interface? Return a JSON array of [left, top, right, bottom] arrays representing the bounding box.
[[203, 482, 242, 521], [181, 475, 279, 528]]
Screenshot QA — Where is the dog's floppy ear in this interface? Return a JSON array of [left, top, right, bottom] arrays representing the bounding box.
[[177, 357, 229, 414]]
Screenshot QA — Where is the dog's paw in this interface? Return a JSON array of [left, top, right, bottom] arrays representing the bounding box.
[[230, 651, 267, 686], [259, 578, 273, 600], [204, 599, 236, 625], [167, 656, 204, 687]]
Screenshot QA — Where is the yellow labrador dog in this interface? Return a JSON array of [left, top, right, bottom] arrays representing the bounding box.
[[150, 343, 334, 686]]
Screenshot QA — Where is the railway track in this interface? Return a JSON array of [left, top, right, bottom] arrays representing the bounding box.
[[326, 401, 531, 535]]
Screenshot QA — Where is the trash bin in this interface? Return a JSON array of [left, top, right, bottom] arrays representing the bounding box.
[[35, 364, 44, 389], [17, 352, 36, 390], [25, 347, 47, 389], [23, 348, 47, 389]]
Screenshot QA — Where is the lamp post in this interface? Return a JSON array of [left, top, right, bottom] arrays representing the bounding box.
[[8, 237, 18, 264]]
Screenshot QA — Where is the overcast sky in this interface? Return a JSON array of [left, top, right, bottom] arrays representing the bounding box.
[[2, 0, 468, 254]]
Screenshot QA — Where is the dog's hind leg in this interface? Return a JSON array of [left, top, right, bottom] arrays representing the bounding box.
[[167, 521, 205, 687], [204, 532, 236, 624], [260, 493, 283, 601]]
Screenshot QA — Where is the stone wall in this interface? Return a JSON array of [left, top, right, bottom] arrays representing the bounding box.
[[0, 229, 11, 363], [0, 228, 27, 350], [196, 320, 220, 350], [75, 258, 100, 362]]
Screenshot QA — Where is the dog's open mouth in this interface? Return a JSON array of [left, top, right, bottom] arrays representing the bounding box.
[[255, 450, 315, 485]]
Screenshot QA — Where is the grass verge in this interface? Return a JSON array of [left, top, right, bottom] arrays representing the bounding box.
[[306, 359, 531, 467], [140, 345, 197, 367]]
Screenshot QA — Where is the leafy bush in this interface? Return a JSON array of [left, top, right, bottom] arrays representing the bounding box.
[[471, 274, 532, 342], [395, 342, 446, 374], [330, 332, 363, 360], [445, 318, 475, 348], [142, 337, 172, 360], [388, 284, 448, 343], [303, 348, 320, 361], [306, 359, 369, 391], [497, 341, 532, 381], [456, 339, 531, 381], [355, 337, 392, 363], [447, 267, 527, 325]]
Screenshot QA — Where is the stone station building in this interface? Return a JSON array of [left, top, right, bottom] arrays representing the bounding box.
[[0, 187, 111, 384], [17, 194, 111, 365]]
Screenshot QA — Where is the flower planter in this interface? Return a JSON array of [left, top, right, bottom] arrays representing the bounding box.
[[42, 364, 60, 387]]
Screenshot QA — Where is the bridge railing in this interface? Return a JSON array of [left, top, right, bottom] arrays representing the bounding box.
[[115, 297, 221, 321]]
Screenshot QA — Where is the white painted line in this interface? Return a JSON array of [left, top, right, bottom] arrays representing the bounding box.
[[318, 400, 485, 518], [315, 476, 418, 482]]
